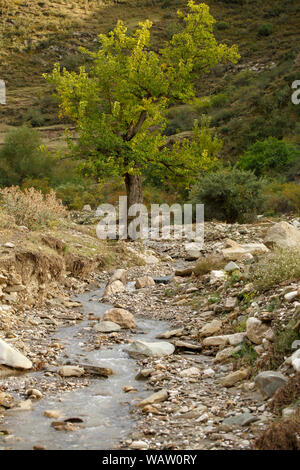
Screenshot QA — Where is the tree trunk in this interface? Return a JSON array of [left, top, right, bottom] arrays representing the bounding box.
[[123, 173, 143, 240]]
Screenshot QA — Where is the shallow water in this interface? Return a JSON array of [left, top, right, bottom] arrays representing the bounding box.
[[1, 288, 169, 450]]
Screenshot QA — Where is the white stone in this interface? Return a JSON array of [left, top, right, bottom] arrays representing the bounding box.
[[210, 270, 226, 284], [94, 321, 121, 333], [0, 339, 32, 370], [264, 221, 300, 249], [57, 365, 85, 377], [128, 340, 175, 358]]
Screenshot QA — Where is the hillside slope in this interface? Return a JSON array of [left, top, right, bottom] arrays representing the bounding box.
[[0, 0, 299, 159]]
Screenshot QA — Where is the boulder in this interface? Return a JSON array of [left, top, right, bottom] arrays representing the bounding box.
[[264, 221, 300, 249], [109, 269, 127, 285], [227, 332, 246, 346], [246, 317, 269, 345], [128, 340, 175, 358], [203, 335, 228, 348], [0, 339, 32, 370], [210, 270, 226, 284], [199, 319, 222, 338], [93, 321, 121, 333], [222, 412, 258, 427], [136, 389, 168, 407], [103, 308, 136, 329], [221, 369, 249, 387], [103, 280, 125, 297], [184, 242, 202, 261], [254, 371, 288, 398], [222, 240, 269, 261], [135, 276, 155, 289]]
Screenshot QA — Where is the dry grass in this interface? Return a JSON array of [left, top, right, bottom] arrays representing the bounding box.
[[194, 255, 225, 276], [251, 248, 300, 291], [269, 373, 300, 416], [253, 413, 300, 450]]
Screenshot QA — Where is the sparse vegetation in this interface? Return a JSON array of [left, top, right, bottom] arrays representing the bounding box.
[[0, 186, 67, 230], [252, 248, 300, 291]]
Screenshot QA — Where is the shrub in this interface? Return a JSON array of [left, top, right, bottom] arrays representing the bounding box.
[[0, 126, 52, 187], [269, 373, 300, 415], [239, 137, 300, 177], [189, 167, 265, 223], [253, 417, 300, 450], [258, 23, 273, 37], [0, 187, 67, 230], [251, 247, 300, 291], [216, 21, 229, 30]]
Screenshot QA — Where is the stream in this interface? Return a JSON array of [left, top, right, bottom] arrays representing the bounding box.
[[1, 287, 170, 450]]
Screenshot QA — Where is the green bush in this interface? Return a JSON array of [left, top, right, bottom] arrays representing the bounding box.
[[0, 126, 52, 187], [189, 167, 265, 223], [239, 137, 300, 177], [216, 21, 229, 30], [258, 23, 273, 36]]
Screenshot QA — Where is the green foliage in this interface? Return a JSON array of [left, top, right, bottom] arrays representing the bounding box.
[[239, 138, 300, 177], [0, 126, 52, 187], [270, 319, 300, 369], [232, 340, 258, 366], [45, 1, 239, 200], [190, 167, 265, 223], [216, 21, 229, 31], [258, 23, 273, 37]]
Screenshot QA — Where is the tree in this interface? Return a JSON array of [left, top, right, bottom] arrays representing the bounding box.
[[45, 1, 239, 228], [0, 126, 52, 187]]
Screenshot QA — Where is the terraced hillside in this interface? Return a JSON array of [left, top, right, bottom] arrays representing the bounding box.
[[0, 0, 300, 158]]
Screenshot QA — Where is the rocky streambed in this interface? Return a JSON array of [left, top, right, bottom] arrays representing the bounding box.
[[0, 287, 171, 450]]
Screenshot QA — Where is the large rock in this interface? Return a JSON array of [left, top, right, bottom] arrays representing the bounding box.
[[210, 270, 226, 284], [103, 308, 136, 329], [222, 412, 258, 427], [227, 332, 246, 346], [199, 319, 222, 338], [254, 371, 288, 397], [135, 276, 155, 289], [94, 321, 121, 333], [203, 335, 228, 348], [136, 389, 168, 407], [128, 340, 175, 358], [264, 221, 300, 249], [222, 239, 269, 261], [103, 280, 125, 297], [0, 339, 32, 370], [203, 333, 245, 348], [109, 269, 127, 285], [246, 317, 270, 345], [221, 369, 249, 387]]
